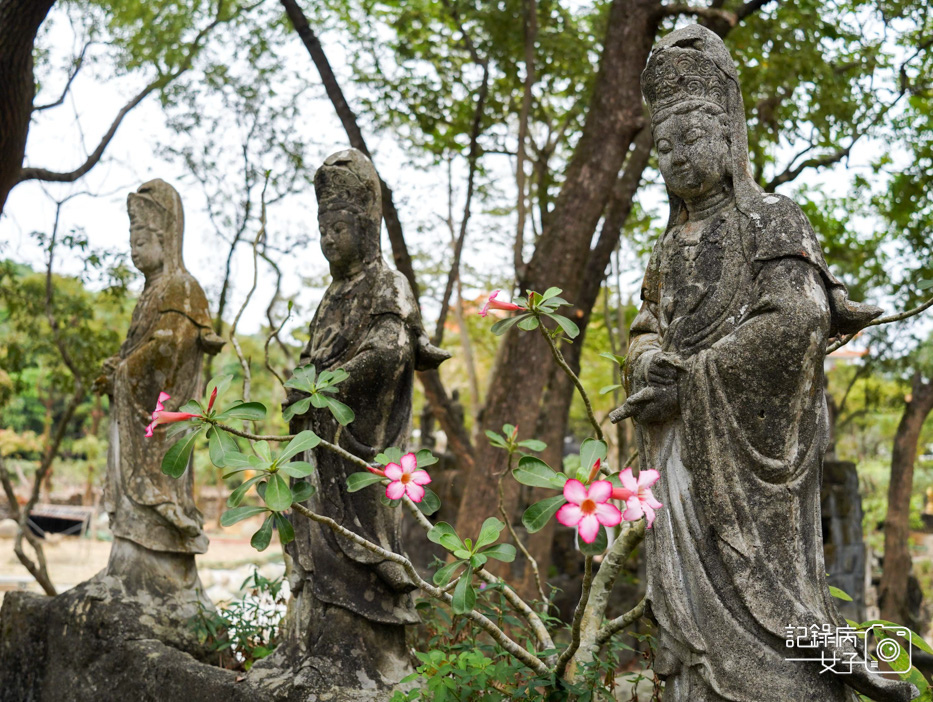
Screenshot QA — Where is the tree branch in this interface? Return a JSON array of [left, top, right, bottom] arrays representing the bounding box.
[[826, 296, 933, 354], [32, 39, 92, 112]]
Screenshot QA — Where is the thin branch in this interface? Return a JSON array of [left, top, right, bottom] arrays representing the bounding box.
[[537, 323, 604, 442], [595, 597, 647, 648], [290, 501, 550, 675], [555, 555, 594, 677], [18, 1, 231, 184], [498, 454, 547, 605], [263, 298, 292, 388], [826, 296, 933, 354], [33, 40, 92, 113]]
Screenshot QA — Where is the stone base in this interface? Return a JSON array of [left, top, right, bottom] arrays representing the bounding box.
[[0, 582, 406, 702]]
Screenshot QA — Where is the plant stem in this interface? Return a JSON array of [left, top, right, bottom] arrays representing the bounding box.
[[826, 295, 933, 353], [498, 453, 547, 605], [290, 501, 550, 675], [595, 597, 646, 648], [537, 322, 604, 442], [555, 555, 594, 677]]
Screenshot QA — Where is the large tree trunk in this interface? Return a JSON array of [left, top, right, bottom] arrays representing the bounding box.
[[0, 0, 57, 214], [453, 0, 660, 545], [879, 371, 933, 626]]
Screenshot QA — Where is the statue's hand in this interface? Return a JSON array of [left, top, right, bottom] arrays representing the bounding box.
[[610, 385, 679, 425], [645, 352, 684, 387]]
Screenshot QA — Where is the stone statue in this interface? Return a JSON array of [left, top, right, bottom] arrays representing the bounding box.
[[97, 179, 223, 599], [270, 149, 449, 694], [615, 25, 915, 702]]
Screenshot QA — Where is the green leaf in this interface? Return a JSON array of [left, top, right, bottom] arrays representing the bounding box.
[[517, 439, 546, 452], [284, 364, 316, 392], [223, 451, 255, 469], [415, 448, 438, 467], [347, 472, 385, 492], [918, 279, 933, 291], [208, 428, 239, 468], [279, 461, 315, 478], [428, 522, 464, 552], [279, 430, 321, 462], [165, 419, 198, 439], [470, 553, 488, 569], [282, 396, 312, 422], [453, 549, 472, 560], [485, 430, 506, 448], [227, 474, 264, 507], [539, 286, 563, 301], [254, 440, 273, 463], [829, 585, 853, 602], [433, 560, 463, 586], [522, 494, 567, 533], [417, 487, 441, 516], [599, 351, 627, 367], [513, 456, 567, 489], [375, 447, 404, 465], [546, 313, 580, 339], [475, 517, 505, 549], [599, 384, 622, 395], [251, 515, 274, 551], [579, 438, 607, 474], [579, 525, 609, 556], [216, 401, 267, 421], [323, 396, 355, 426], [310, 394, 328, 409], [263, 473, 293, 512], [161, 429, 203, 478], [179, 399, 203, 414], [291, 481, 315, 503], [274, 512, 295, 546], [451, 565, 475, 615], [220, 505, 268, 527], [517, 315, 539, 331], [490, 314, 529, 336], [481, 543, 516, 563]]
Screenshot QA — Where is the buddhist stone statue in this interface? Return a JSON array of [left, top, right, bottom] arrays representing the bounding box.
[[97, 179, 223, 600], [268, 149, 449, 694], [615, 25, 916, 702]]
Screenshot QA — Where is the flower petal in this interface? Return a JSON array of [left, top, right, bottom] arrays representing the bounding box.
[[619, 467, 637, 493], [145, 422, 155, 438], [622, 496, 644, 523], [563, 478, 587, 505], [587, 480, 613, 504], [555, 503, 583, 527], [595, 502, 622, 527], [410, 470, 431, 485], [158, 391, 171, 403], [405, 483, 425, 503], [384, 463, 403, 480], [400, 452, 417, 474], [643, 502, 657, 529], [207, 386, 218, 412], [578, 514, 600, 544], [642, 490, 663, 510], [386, 481, 406, 500], [611, 487, 634, 502], [637, 469, 660, 489]]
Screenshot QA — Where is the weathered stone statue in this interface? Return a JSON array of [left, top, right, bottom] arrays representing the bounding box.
[[263, 149, 449, 696], [98, 179, 223, 599], [615, 25, 916, 702]]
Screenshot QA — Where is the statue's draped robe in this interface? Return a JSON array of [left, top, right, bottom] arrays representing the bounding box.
[[104, 270, 213, 555], [628, 194, 858, 702], [290, 263, 425, 626]]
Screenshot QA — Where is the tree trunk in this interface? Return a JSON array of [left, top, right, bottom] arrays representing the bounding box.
[[0, 0, 58, 213], [453, 0, 659, 544], [879, 371, 933, 626]]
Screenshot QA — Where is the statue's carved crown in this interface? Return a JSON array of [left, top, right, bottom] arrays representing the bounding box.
[[314, 149, 381, 221], [642, 48, 729, 116]]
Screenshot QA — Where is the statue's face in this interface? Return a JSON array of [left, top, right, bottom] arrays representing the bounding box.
[[653, 109, 729, 201], [129, 214, 165, 275], [319, 210, 366, 272]]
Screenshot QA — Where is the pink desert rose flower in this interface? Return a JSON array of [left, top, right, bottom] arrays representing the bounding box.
[[479, 290, 526, 318], [384, 452, 431, 502], [611, 468, 663, 528], [144, 392, 201, 437], [556, 479, 622, 543]]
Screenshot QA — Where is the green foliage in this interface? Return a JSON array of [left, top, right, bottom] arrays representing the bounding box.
[[190, 567, 286, 672], [283, 364, 355, 425]]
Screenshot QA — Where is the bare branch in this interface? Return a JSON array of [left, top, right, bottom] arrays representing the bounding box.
[[555, 555, 594, 677], [33, 40, 92, 113], [18, 1, 230, 184], [595, 597, 647, 648], [765, 145, 852, 192]]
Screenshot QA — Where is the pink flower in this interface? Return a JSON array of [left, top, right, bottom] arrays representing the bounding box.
[[479, 290, 526, 318], [145, 392, 201, 437], [556, 479, 622, 543], [384, 452, 431, 502], [207, 386, 218, 413], [611, 468, 663, 528]]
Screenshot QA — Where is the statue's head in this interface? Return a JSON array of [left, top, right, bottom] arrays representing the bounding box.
[[127, 179, 185, 277], [313, 149, 382, 276], [642, 25, 760, 220]]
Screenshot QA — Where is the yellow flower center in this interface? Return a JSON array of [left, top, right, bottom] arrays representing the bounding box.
[[401, 473, 412, 484]]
